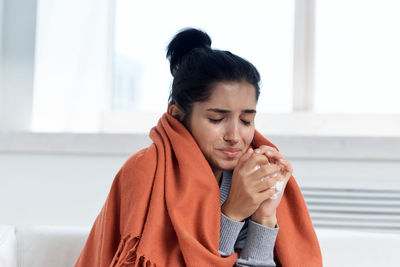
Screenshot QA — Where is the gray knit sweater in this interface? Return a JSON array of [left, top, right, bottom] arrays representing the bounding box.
[[219, 171, 278, 267]]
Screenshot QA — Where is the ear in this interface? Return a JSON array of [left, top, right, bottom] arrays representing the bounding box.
[[167, 104, 185, 122]]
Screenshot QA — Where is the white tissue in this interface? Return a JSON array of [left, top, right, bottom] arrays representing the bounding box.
[[273, 180, 284, 192], [270, 180, 284, 199], [254, 165, 283, 199]]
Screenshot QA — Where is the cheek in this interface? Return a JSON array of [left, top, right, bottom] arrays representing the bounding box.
[[193, 123, 220, 149], [202, 127, 221, 147], [241, 127, 255, 146]]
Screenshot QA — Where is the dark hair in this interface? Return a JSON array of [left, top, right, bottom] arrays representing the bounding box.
[[166, 28, 261, 120]]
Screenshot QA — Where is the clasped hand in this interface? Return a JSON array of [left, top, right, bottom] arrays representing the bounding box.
[[221, 146, 293, 228]]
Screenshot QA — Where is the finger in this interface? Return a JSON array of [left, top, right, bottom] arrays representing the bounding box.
[[255, 145, 278, 153], [257, 187, 279, 201], [258, 178, 286, 201], [243, 153, 270, 173], [254, 146, 283, 164], [255, 175, 279, 192], [236, 148, 254, 170], [262, 151, 288, 172], [255, 173, 284, 192], [253, 164, 281, 182], [278, 158, 293, 177], [254, 145, 278, 155], [265, 150, 286, 163]]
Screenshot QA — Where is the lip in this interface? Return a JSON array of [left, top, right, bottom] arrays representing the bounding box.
[[218, 148, 241, 158]]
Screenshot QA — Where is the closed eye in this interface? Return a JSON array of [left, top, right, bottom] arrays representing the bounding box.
[[209, 118, 223, 124], [241, 119, 251, 126]]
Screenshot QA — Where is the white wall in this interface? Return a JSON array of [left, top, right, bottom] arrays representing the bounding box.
[[1, 133, 399, 227], [0, 133, 149, 226], [0, 153, 125, 226]]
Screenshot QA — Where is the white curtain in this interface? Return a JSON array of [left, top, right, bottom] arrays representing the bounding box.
[[32, 0, 113, 132]]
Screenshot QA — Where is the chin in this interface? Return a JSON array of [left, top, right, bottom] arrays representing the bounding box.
[[216, 159, 239, 171]]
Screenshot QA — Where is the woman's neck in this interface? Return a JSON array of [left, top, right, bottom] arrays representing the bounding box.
[[213, 169, 223, 184]]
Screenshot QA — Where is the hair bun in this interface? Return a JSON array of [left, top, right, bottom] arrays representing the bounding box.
[[167, 28, 212, 75]]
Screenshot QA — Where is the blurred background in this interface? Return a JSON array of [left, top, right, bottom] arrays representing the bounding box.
[[0, 0, 399, 266]]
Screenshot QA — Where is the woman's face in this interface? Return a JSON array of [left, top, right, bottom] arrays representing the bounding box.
[[187, 81, 257, 178]]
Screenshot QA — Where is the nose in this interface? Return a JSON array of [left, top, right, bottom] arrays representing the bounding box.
[[223, 121, 240, 144]]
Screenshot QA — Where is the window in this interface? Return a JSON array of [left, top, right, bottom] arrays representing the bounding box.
[[28, 0, 400, 134], [113, 0, 295, 114], [314, 0, 400, 114], [32, 0, 113, 132]]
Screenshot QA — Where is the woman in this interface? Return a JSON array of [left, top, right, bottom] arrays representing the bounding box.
[[75, 28, 322, 267]]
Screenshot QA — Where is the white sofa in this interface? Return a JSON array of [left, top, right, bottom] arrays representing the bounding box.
[[1, 224, 399, 267], [0, 225, 88, 267]]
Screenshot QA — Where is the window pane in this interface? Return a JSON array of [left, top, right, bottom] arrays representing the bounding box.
[[32, 0, 111, 132], [114, 0, 294, 113], [314, 0, 400, 114]]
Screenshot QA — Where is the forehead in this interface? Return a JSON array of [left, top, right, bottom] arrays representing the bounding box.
[[201, 81, 257, 110]]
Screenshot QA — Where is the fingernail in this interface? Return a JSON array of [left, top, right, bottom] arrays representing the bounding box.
[[254, 148, 261, 153], [248, 148, 253, 153], [267, 150, 273, 155], [271, 173, 278, 178], [280, 159, 287, 162]]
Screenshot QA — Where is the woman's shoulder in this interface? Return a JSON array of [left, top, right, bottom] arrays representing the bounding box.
[[116, 144, 158, 186], [123, 145, 153, 166]]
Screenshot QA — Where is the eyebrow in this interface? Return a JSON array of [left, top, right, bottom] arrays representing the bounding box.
[[206, 108, 257, 114]]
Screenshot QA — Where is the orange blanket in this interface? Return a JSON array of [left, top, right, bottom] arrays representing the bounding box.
[[75, 113, 322, 267]]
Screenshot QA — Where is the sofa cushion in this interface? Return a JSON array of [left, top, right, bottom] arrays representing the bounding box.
[[0, 225, 18, 267], [15, 225, 89, 267]]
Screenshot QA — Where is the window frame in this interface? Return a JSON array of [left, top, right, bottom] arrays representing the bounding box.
[[293, 0, 315, 112], [0, 0, 37, 132], [0, 0, 399, 136]]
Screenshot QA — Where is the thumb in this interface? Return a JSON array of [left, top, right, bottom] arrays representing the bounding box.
[[236, 148, 254, 169]]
